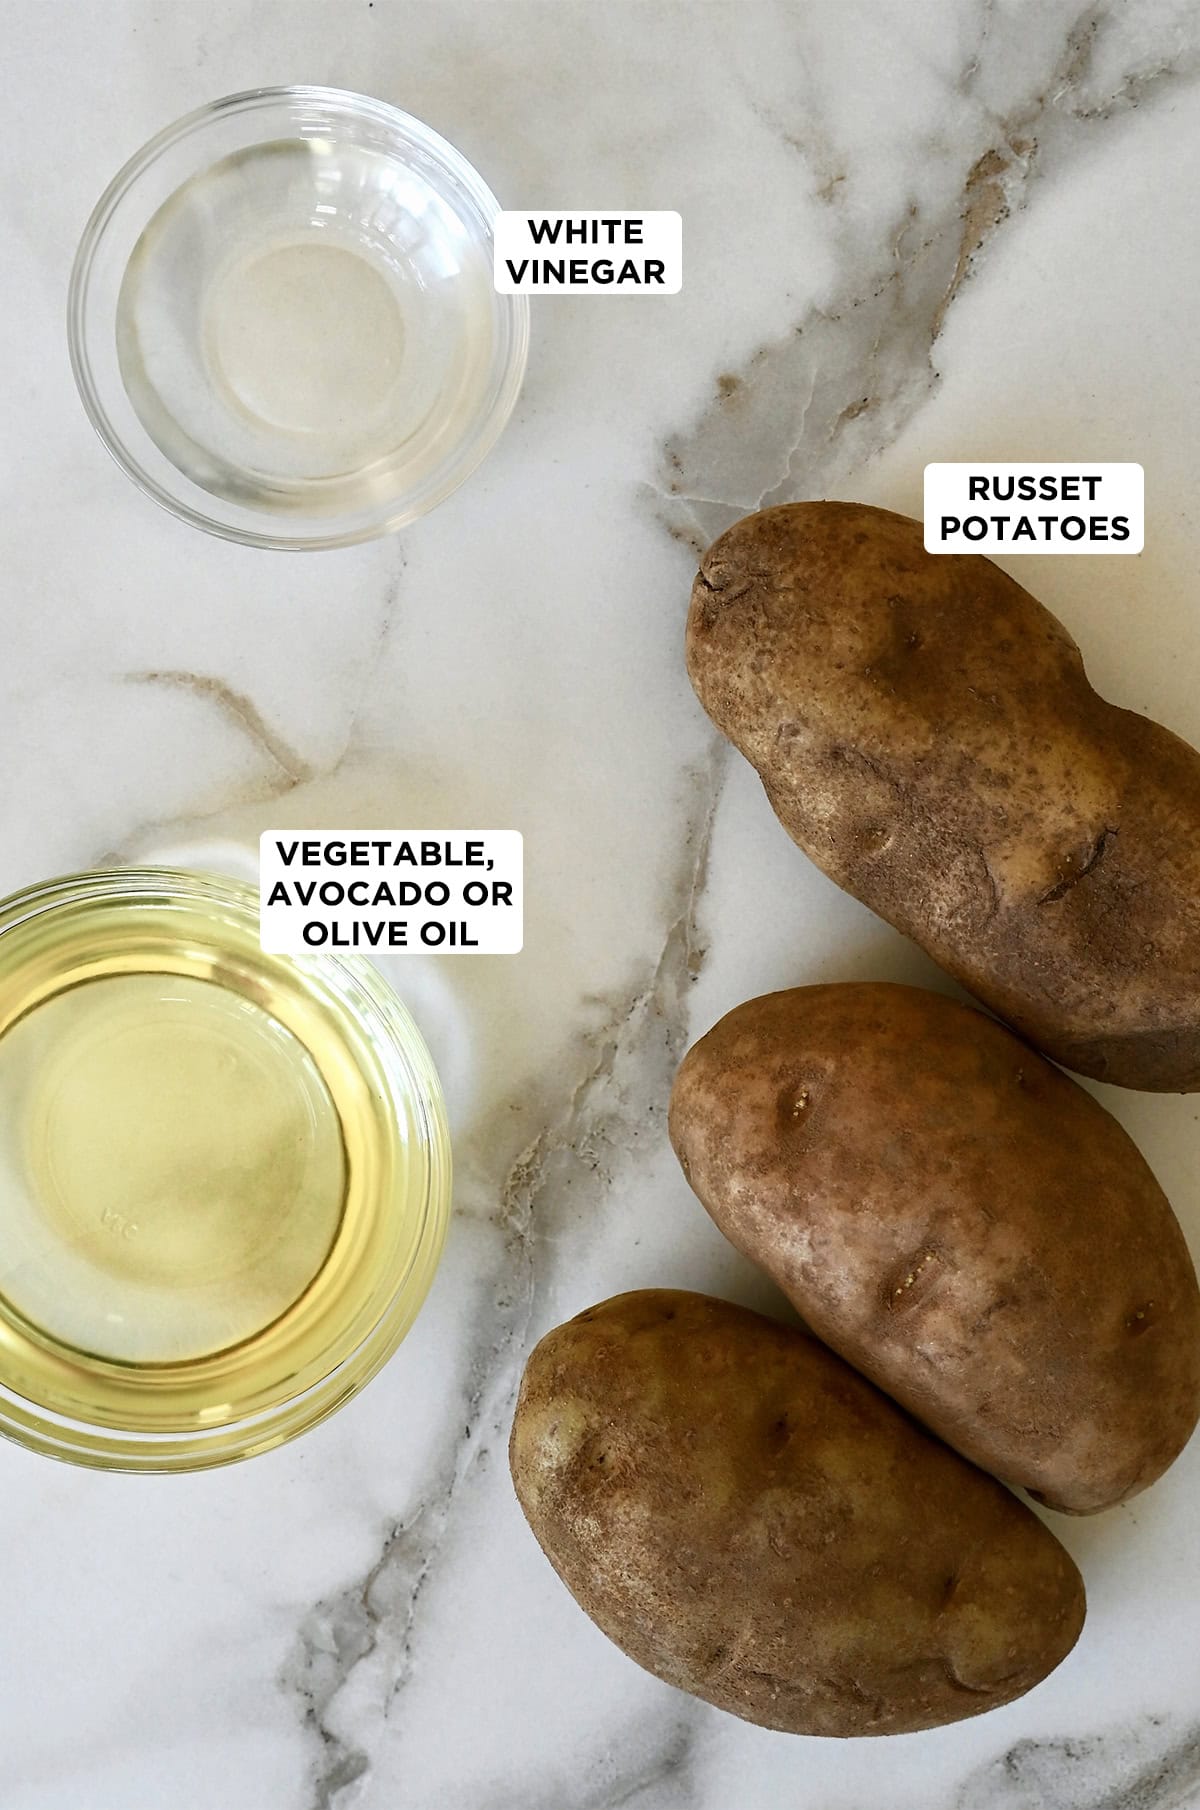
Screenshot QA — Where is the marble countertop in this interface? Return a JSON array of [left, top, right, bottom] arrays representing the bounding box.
[[5, 1, 1200, 1805]]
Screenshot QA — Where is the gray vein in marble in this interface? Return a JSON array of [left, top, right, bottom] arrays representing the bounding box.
[[738, 70, 845, 212], [283, 744, 723, 1809], [328, 562, 404, 771], [655, 2, 1200, 553], [602, 1722, 696, 1810], [961, 0, 997, 91], [99, 565, 404, 867], [480, 1717, 697, 1810], [960, 1715, 1200, 1810], [283, 1133, 543, 1809], [283, 1501, 452, 1808], [1054, 8, 1200, 120], [125, 669, 316, 789]]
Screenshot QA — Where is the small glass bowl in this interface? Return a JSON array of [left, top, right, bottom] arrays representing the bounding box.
[[0, 868, 451, 1471], [68, 87, 529, 549]]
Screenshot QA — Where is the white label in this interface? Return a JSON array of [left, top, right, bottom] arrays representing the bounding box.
[[923, 463, 1143, 554], [260, 832, 523, 955], [494, 211, 682, 294]]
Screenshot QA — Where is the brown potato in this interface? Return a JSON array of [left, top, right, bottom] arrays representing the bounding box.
[[669, 984, 1200, 1514], [510, 1290, 1085, 1736], [686, 500, 1200, 1090]]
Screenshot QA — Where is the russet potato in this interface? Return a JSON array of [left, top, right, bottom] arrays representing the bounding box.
[[510, 1289, 1085, 1735], [669, 983, 1200, 1513], [686, 501, 1200, 1090]]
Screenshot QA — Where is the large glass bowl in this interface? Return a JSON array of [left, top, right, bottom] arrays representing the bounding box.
[[68, 87, 529, 549]]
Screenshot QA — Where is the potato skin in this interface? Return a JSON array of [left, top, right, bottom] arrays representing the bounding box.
[[510, 1290, 1084, 1736], [669, 985, 1200, 1514], [687, 501, 1200, 1090]]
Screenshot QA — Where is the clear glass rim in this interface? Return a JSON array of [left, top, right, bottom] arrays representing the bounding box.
[[67, 85, 531, 551], [0, 866, 453, 1470]]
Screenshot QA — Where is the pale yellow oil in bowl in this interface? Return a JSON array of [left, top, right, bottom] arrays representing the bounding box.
[[0, 869, 451, 1471]]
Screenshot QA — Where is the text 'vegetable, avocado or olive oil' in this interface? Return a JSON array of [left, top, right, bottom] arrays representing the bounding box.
[[0, 870, 450, 1470]]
